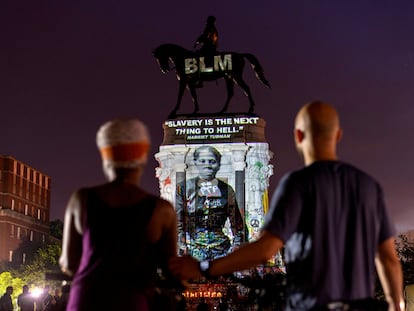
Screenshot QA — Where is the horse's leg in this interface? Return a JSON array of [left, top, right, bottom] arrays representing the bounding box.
[[169, 80, 187, 118], [188, 83, 199, 114], [220, 78, 235, 113], [235, 77, 255, 114]]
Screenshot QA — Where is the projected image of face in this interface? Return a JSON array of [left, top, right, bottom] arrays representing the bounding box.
[[194, 146, 221, 180], [175, 145, 245, 261]]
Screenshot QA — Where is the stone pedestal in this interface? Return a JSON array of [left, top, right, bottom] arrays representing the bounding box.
[[155, 114, 273, 242]]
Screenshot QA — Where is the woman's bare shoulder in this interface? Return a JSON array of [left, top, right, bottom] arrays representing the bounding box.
[[151, 197, 176, 222], [153, 196, 174, 211]]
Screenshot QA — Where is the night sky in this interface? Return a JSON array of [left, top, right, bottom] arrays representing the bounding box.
[[1, 1, 413, 233]]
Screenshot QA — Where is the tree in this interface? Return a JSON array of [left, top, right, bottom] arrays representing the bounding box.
[[16, 242, 62, 286], [49, 219, 63, 240], [1, 220, 63, 288], [0, 271, 25, 305]]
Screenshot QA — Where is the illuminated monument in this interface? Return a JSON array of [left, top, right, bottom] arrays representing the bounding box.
[[153, 16, 281, 304], [156, 116, 273, 248]]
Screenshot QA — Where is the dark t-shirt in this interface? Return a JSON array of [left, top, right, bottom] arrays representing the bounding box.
[[17, 293, 35, 311], [263, 161, 396, 310]]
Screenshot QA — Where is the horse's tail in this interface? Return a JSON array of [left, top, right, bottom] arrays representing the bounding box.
[[243, 53, 271, 88]]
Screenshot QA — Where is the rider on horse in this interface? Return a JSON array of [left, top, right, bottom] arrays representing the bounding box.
[[194, 15, 219, 55], [194, 16, 219, 87]]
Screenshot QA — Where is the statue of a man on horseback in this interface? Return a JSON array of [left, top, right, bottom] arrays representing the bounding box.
[[153, 16, 270, 118]]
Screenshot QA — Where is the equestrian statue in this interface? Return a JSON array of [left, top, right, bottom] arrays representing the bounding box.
[[153, 17, 270, 118]]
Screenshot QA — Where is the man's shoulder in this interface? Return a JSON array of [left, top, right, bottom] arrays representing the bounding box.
[[281, 161, 379, 186], [305, 161, 376, 179], [332, 161, 380, 184]]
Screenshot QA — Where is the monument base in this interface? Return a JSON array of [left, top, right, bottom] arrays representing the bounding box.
[[156, 114, 273, 242], [155, 114, 285, 308]]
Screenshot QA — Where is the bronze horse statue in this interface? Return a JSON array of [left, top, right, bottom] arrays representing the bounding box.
[[153, 43, 270, 117]]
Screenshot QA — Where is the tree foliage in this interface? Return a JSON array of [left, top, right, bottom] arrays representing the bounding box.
[[49, 219, 64, 240], [0, 271, 25, 304], [16, 242, 62, 286], [0, 220, 64, 296]]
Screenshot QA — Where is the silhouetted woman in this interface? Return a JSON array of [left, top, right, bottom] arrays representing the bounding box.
[[59, 119, 178, 310]]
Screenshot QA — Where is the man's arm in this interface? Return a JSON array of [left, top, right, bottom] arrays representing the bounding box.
[[169, 231, 283, 280], [375, 237, 405, 311]]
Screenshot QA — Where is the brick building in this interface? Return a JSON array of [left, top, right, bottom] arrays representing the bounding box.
[[0, 155, 51, 267]]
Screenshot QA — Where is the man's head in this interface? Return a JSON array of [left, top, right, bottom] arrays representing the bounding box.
[[6, 286, 13, 294], [193, 145, 221, 180], [294, 100, 342, 165], [206, 16, 216, 24], [96, 118, 150, 180]]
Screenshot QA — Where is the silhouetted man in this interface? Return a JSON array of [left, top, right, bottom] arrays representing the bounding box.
[[170, 101, 405, 311], [0, 286, 14, 311], [17, 285, 35, 311]]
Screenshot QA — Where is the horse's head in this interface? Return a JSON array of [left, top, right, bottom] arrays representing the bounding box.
[[153, 44, 191, 74], [153, 48, 170, 74]]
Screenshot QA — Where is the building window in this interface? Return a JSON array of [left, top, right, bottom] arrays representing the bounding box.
[[10, 225, 14, 237], [30, 231, 34, 241], [11, 199, 15, 210], [22, 253, 26, 264], [20, 176, 23, 194], [33, 186, 37, 202], [42, 234, 45, 243], [24, 204, 28, 215], [37, 209, 41, 220], [12, 174, 16, 193], [9, 251, 13, 262], [17, 227, 21, 239]]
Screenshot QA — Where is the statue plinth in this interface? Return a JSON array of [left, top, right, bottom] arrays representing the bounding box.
[[155, 113, 273, 243], [162, 114, 267, 145]]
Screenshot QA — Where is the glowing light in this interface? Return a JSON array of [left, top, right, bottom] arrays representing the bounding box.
[[183, 290, 223, 298], [31, 287, 43, 298]]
